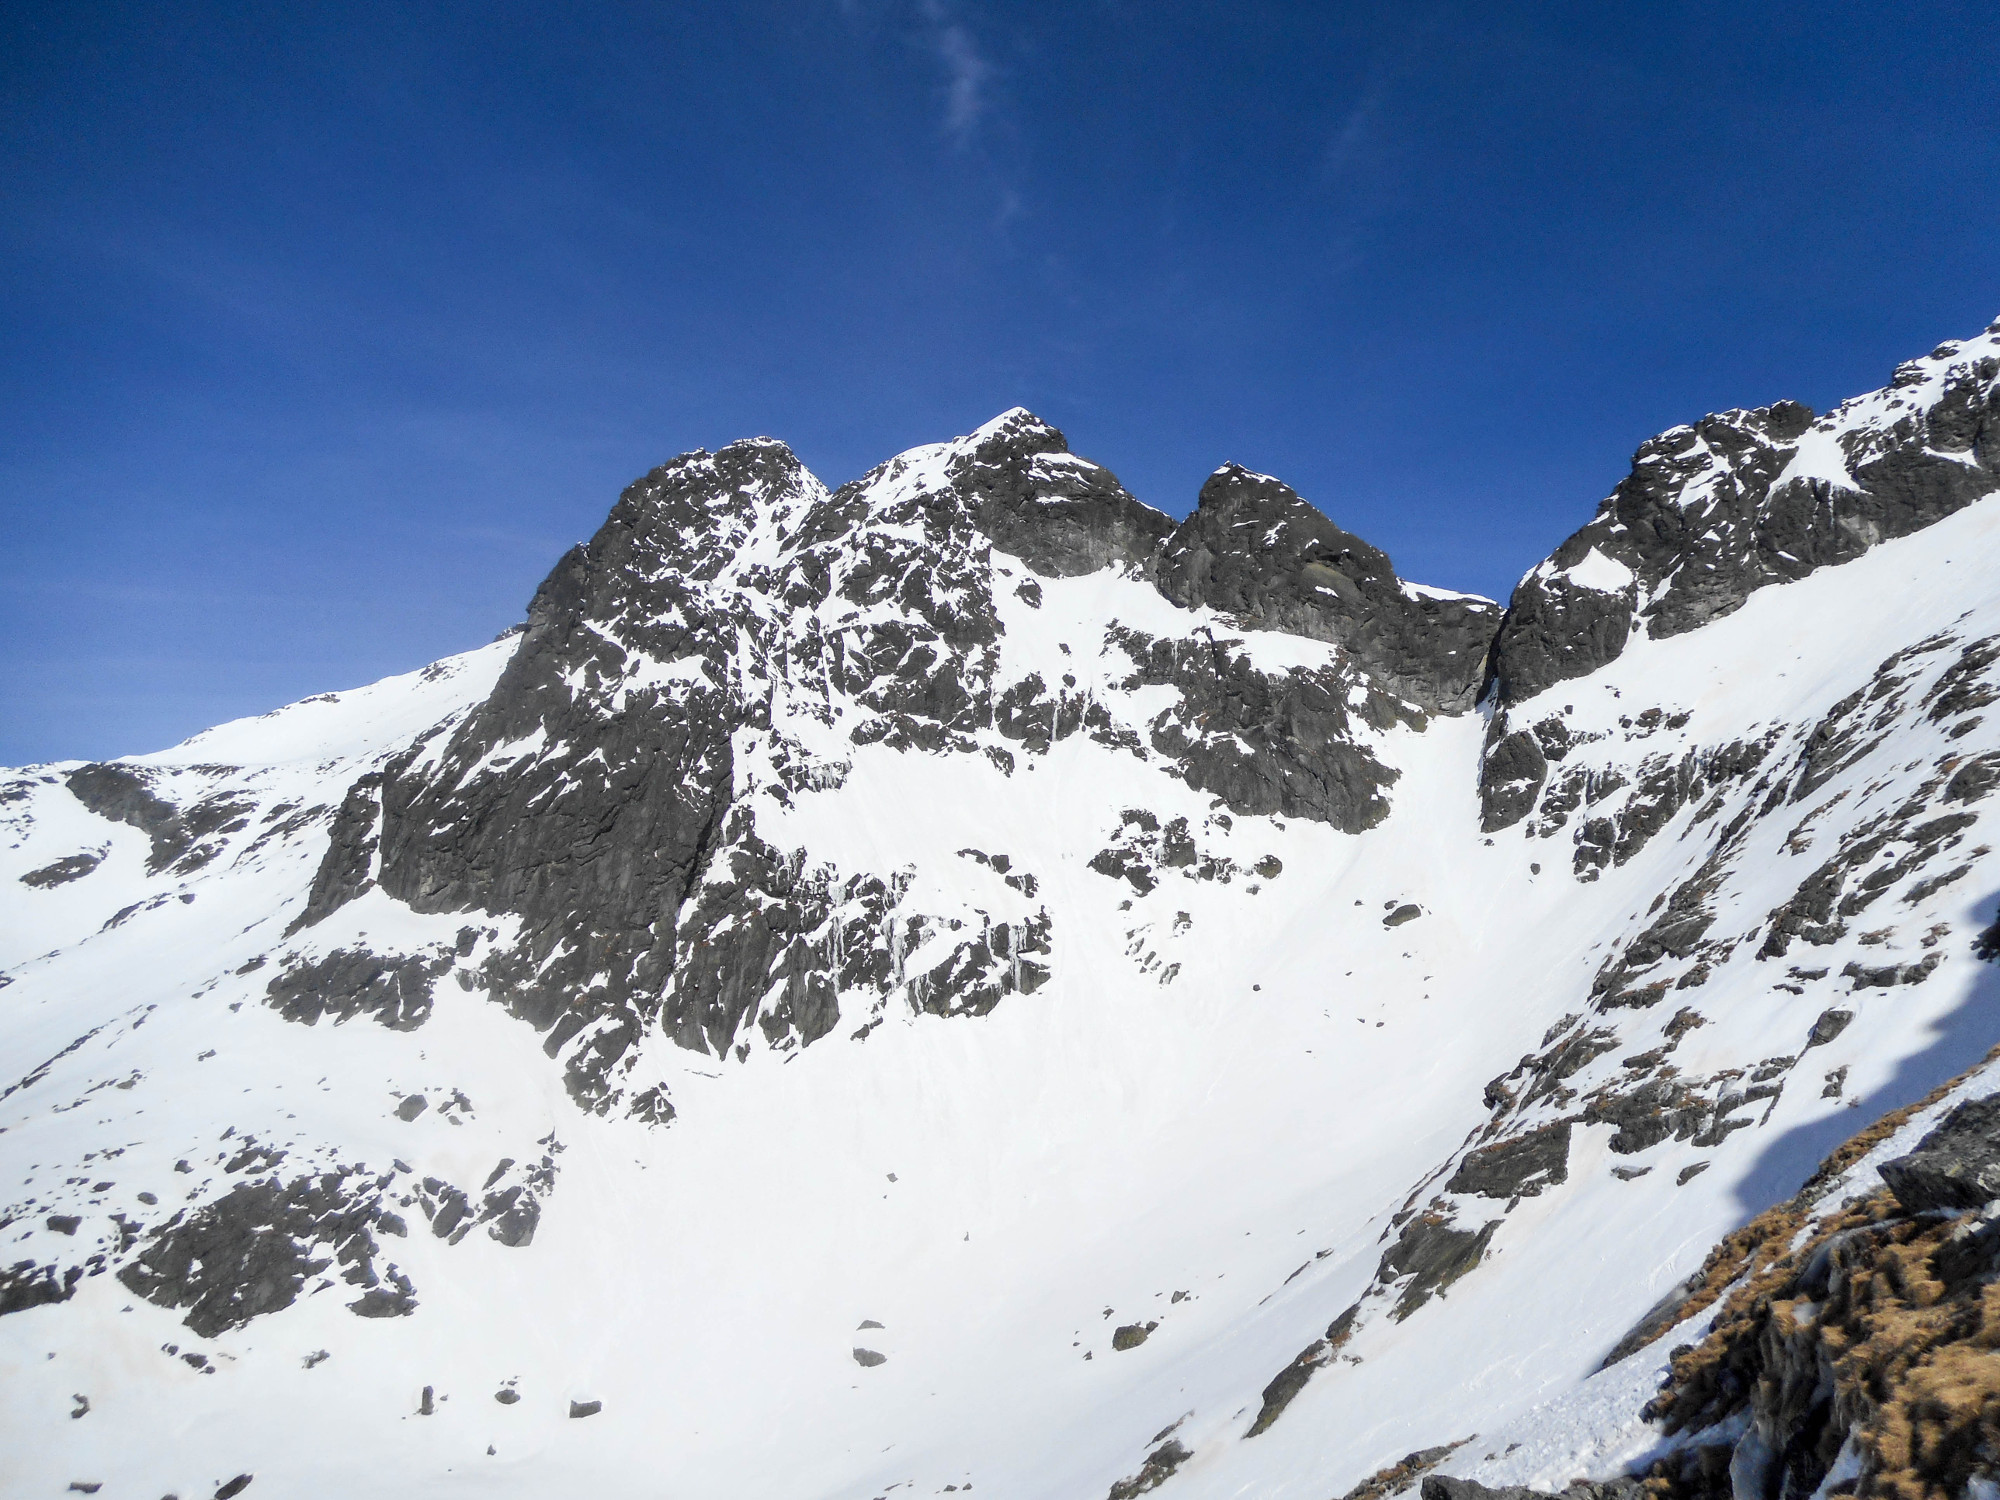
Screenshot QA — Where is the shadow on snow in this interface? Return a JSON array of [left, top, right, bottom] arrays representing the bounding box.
[[1727, 885, 2000, 1221]]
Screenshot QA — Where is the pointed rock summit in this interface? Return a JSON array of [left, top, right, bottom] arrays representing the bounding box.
[[1156, 462, 1500, 711]]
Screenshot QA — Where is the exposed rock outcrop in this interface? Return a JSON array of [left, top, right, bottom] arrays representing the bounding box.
[[285, 411, 1500, 1111], [1480, 328, 2000, 828], [1154, 463, 1500, 712]]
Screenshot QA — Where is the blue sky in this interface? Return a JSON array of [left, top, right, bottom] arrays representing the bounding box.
[[4, 1, 1999, 764]]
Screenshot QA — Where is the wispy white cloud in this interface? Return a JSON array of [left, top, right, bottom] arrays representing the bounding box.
[[829, 0, 1003, 148], [914, 0, 993, 145], [1323, 81, 1384, 180], [1324, 13, 1445, 183]]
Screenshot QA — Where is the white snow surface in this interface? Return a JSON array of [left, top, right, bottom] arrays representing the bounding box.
[[1400, 580, 1496, 605], [2, 411, 1999, 1500], [1772, 425, 1861, 494], [1558, 547, 1635, 593]]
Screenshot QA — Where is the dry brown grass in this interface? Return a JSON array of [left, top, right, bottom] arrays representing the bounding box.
[[1635, 1042, 2000, 1497], [1330, 1437, 1468, 1500], [1630, 1041, 2000, 1364]]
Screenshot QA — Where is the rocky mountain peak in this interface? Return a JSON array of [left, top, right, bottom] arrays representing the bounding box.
[[1155, 463, 1500, 713], [612, 435, 822, 571], [263, 407, 1527, 1111], [1163, 461, 1401, 610], [1485, 320, 2000, 721], [1476, 316, 2000, 831], [891, 405, 1176, 579]]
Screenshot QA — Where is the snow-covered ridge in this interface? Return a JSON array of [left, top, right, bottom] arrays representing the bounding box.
[[4, 319, 2000, 1500], [1488, 316, 2000, 715], [131, 641, 516, 769]]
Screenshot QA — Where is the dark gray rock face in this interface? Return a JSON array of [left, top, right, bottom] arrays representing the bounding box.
[[1245, 1303, 1360, 1438], [307, 440, 811, 1107], [1154, 464, 1500, 712], [1107, 1438, 1191, 1499], [1109, 627, 1404, 833], [1583, 1076, 1716, 1156], [1421, 1478, 1645, 1500], [100, 1149, 549, 1337], [118, 1169, 407, 1337], [1478, 330, 2000, 828], [1486, 561, 1637, 712], [1842, 954, 1945, 990], [0, 1258, 81, 1315], [264, 949, 449, 1031], [65, 764, 258, 878], [1879, 1094, 2000, 1213], [19, 852, 102, 888], [1745, 718, 1986, 963], [1493, 710, 1778, 867], [293, 428, 1075, 1105], [480, 1187, 540, 1249], [1447, 1121, 1572, 1199], [281, 410, 1506, 1111], [1378, 1214, 1498, 1320], [63, 764, 182, 858], [1585, 851, 1735, 1009], [1478, 730, 1549, 833], [1490, 339, 1999, 709], [289, 773, 383, 935], [950, 409, 1176, 578], [658, 814, 1050, 1060], [1247, 1343, 1325, 1440]]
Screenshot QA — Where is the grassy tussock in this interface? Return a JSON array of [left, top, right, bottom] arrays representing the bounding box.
[[1632, 1042, 2000, 1498]]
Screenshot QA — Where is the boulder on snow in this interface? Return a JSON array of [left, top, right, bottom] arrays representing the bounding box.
[[1107, 1438, 1190, 1499], [1446, 1121, 1571, 1199], [21, 852, 102, 888], [852, 1348, 886, 1367], [1879, 1093, 2000, 1213], [1378, 1215, 1497, 1321], [1111, 1321, 1157, 1351], [1842, 954, 1943, 989]]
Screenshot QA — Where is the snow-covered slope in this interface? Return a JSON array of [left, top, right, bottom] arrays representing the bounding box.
[[3, 324, 1999, 1500]]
